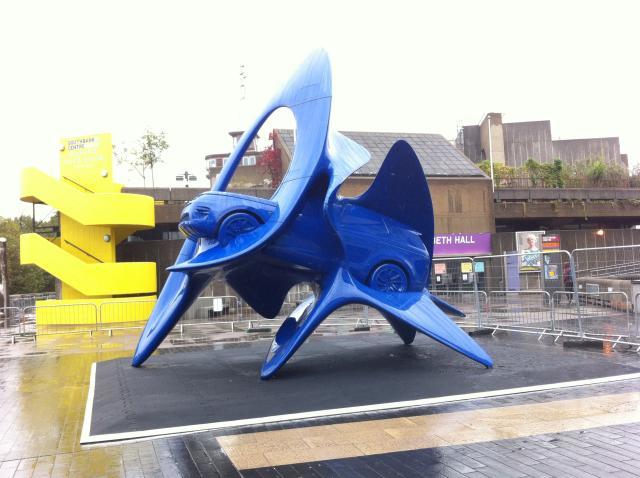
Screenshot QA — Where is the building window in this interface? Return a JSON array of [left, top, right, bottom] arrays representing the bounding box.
[[162, 231, 183, 240], [242, 155, 256, 166]]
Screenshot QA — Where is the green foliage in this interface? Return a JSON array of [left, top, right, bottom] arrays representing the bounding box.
[[522, 158, 564, 188], [518, 157, 628, 188], [587, 159, 606, 184], [0, 216, 55, 295], [477, 160, 516, 186], [630, 164, 640, 187], [568, 157, 628, 187]]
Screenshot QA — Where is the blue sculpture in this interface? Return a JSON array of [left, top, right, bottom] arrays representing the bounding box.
[[132, 50, 493, 378]]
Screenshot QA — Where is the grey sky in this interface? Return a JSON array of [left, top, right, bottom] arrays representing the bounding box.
[[1, 0, 638, 219]]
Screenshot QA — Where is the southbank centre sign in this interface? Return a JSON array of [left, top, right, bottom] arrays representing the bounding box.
[[433, 233, 492, 257]]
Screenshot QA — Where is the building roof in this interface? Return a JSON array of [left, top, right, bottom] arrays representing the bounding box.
[[275, 129, 486, 177]]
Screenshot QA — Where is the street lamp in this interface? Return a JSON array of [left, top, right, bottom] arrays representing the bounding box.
[[175, 171, 198, 188], [0, 237, 7, 326], [487, 114, 495, 192]]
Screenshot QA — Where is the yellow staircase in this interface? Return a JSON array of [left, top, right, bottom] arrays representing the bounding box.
[[20, 133, 157, 326], [20, 234, 155, 297], [21, 167, 154, 227]]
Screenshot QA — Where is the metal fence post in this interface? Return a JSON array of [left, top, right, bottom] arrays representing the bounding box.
[[550, 292, 556, 332], [624, 294, 631, 340], [636, 293, 640, 338], [471, 258, 482, 328], [568, 251, 583, 336]]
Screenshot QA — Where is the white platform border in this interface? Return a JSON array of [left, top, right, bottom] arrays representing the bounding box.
[[80, 365, 640, 445]]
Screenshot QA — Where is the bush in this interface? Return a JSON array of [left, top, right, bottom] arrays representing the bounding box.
[[522, 158, 564, 188], [477, 160, 516, 186]]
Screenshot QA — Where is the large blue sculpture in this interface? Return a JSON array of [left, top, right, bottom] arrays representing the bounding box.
[[132, 50, 493, 378]]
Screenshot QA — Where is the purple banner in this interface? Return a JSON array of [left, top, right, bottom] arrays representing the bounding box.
[[433, 233, 492, 257]]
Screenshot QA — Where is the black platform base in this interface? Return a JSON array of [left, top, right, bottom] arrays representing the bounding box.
[[82, 332, 640, 444]]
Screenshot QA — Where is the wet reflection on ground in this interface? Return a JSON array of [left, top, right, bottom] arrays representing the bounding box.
[[0, 323, 638, 476]]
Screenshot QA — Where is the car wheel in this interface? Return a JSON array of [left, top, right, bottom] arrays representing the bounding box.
[[369, 263, 408, 292]]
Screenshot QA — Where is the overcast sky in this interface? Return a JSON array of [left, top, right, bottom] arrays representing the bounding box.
[[1, 0, 638, 219]]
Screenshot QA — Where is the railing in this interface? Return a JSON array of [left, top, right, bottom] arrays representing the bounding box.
[[0, 307, 23, 333], [9, 292, 57, 309], [486, 290, 553, 331], [494, 176, 640, 190], [573, 244, 640, 280], [5, 246, 640, 353], [576, 261, 640, 279]]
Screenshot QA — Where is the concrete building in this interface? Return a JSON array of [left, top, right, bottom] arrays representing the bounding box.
[[457, 113, 628, 169]]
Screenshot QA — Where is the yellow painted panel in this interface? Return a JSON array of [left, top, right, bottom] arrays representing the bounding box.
[[59, 133, 120, 193], [21, 234, 156, 296], [34, 297, 156, 325], [60, 214, 115, 263], [20, 168, 155, 228]]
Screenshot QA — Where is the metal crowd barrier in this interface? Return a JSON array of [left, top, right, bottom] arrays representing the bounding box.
[[22, 303, 99, 337], [8, 292, 57, 310], [484, 290, 553, 333], [5, 248, 640, 354], [0, 307, 23, 334]]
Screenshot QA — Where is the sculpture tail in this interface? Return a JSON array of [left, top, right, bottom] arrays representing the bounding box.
[[132, 239, 211, 367]]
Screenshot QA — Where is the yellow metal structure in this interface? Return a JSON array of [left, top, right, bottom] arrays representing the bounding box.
[[20, 133, 157, 325]]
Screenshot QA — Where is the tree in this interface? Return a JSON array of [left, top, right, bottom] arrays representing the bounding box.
[[115, 130, 169, 188], [258, 132, 283, 188], [138, 130, 169, 188], [0, 216, 55, 295]]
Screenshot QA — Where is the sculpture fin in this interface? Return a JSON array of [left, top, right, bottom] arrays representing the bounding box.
[[262, 267, 492, 379], [132, 239, 211, 367], [325, 131, 371, 199], [429, 293, 466, 317], [366, 290, 492, 368], [348, 140, 434, 259], [261, 268, 353, 379]]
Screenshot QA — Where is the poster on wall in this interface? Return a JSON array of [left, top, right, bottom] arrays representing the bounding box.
[[516, 231, 544, 272], [542, 234, 561, 252], [434, 263, 447, 274], [544, 263, 559, 280]]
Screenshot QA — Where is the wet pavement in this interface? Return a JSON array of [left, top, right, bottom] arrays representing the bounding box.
[[0, 325, 639, 476]]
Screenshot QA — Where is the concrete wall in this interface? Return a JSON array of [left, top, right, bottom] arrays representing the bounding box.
[[552, 137, 621, 165], [459, 125, 482, 163], [461, 114, 626, 169], [502, 121, 553, 167], [207, 162, 268, 188], [479, 113, 505, 165]]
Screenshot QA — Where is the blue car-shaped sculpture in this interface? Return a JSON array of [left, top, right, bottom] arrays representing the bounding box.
[[132, 50, 493, 379]]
